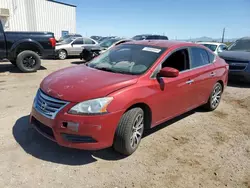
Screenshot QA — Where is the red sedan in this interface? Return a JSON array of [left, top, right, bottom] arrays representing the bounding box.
[[30, 40, 228, 155]]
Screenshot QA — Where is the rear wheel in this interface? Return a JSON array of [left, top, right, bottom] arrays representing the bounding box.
[[204, 82, 223, 111], [113, 108, 144, 155], [58, 50, 67, 60], [16, 50, 41, 73]]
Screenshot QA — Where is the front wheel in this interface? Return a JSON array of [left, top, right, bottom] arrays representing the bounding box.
[[58, 50, 67, 60], [204, 82, 223, 111], [113, 108, 144, 155]]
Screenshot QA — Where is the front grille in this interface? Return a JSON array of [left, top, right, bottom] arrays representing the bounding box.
[[61, 133, 97, 143], [225, 60, 248, 71], [34, 89, 69, 119], [32, 117, 55, 139]]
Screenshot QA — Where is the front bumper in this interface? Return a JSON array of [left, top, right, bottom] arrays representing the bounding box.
[[229, 70, 250, 82], [30, 107, 123, 150]]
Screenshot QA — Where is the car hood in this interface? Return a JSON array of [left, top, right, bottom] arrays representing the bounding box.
[[40, 65, 138, 102], [219, 51, 250, 62]]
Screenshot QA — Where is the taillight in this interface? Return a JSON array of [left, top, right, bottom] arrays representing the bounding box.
[[49, 38, 56, 47]]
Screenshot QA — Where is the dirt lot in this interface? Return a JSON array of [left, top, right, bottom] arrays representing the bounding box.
[[0, 59, 250, 188]]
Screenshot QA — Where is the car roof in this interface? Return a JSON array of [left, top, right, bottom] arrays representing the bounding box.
[[125, 40, 197, 48], [197, 42, 225, 45], [238, 37, 250, 40]]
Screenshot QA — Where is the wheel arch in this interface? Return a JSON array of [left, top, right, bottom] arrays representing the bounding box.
[[126, 102, 152, 130], [9, 39, 43, 59], [217, 80, 224, 92]]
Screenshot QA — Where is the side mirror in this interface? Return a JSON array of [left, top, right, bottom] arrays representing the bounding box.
[[158, 67, 179, 78]]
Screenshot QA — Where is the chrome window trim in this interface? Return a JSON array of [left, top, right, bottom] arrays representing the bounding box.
[[150, 46, 215, 79]]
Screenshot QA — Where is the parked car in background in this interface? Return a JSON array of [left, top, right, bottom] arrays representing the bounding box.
[[79, 38, 132, 62], [30, 40, 228, 155], [219, 37, 250, 82], [56, 37, 98, 59], [58, 34, 82, 42], [98, 36, 117, 42], [98, 38, 132, 53], [0, 21, 56, 72], [90, 36, 102, 42], [132, 34, 168, 40], [197, 42, 228, 55]]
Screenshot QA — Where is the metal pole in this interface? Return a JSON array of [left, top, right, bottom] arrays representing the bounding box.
[[222, 28, 225, 43]]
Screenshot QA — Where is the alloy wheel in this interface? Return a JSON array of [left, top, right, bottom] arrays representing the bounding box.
[[211, 84, 222, 108], [130, 114, 144, 148], [59, 51, 66, 59]]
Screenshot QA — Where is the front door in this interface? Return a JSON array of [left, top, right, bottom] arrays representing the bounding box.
[[71, 38, 84, 55], [149, 48, 196, 126]]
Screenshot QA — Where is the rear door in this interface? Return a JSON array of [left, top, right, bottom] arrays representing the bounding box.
[[188, 47, 217, 106], [0, 21, 6, 58]]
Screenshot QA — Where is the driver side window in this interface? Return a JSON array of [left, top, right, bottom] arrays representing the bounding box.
[[73, 38, 83, 45], [151, 48, 190, 78], [161, 48, 190, 71]]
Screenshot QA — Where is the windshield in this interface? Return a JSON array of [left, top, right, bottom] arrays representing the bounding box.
[[228, 39, 250, 51], [201, 44, 217, 52], [60, 38, 74, 44], [99, 39, 120, 48], [88, 44, 166, 75]]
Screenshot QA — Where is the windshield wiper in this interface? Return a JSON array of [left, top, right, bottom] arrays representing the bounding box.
[[94, 67, 116, 73], [94, 67, 136, 75]]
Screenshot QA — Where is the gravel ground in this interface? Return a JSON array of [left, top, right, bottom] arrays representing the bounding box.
[[0, 59, 250, 188]]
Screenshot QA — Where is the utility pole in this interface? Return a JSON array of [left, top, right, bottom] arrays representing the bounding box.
[[221, 28, 225, 43]]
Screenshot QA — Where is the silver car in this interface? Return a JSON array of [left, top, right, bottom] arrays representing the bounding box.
[[56, 37, 98, 59]]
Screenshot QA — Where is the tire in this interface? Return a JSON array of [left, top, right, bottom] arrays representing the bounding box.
[[16, 50, 41, 73], [10, 60, 17, 66], [204, 82, 223, 111], [113, 108, 144, 155], [58, 50, 67, 60]]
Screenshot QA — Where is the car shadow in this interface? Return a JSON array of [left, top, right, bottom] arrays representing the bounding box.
[[0, 63, 47, 73], [143, 110, 195, 138], [227, 80, 250, 88], [12, 115, 126, 166], [13, 110, 198, 165], [71, 60, 85, 65]]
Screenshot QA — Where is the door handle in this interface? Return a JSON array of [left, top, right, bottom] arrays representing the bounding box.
[[210, 72, 216, 77], [186, 80, 194, 84]]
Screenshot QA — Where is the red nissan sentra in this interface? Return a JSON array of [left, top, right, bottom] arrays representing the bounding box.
[[30, 40, 228, 155]]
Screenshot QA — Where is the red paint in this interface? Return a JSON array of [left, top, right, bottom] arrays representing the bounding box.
[[30, 40, 228, 150], [158, 67, 179, 77]]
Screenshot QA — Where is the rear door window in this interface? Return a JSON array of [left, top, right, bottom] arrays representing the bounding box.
[[190, 47, 210, 68]]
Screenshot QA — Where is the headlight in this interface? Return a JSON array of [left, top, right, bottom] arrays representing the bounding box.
[[68, 97, 113, 115]]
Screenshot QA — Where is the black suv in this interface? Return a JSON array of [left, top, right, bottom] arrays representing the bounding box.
[[219, 37, 250, 83], [132, 34, 168, 40]]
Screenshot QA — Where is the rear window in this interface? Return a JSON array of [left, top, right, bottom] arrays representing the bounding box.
[[88, 44, 167, 75]]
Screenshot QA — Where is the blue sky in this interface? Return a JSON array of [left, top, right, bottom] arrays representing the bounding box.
[[62, 0, 250, 39]]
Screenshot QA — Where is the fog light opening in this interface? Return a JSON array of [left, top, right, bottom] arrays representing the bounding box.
[[62, 122, 79, 132]]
